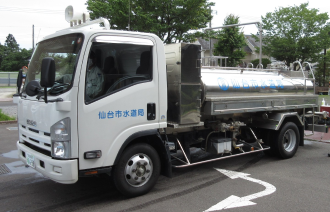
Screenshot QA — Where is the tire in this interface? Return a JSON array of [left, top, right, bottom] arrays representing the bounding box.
[[274, 122, 300, 159], [112, 143, 161, 197]]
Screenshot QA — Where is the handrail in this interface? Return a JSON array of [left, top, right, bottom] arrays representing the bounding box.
[[256, 63, 263, 69], [292, 61, 305, 78], [202, 56, 228, 67], [246, 63, 253, 68], [59, 17, 110, 31], [302, 62, 315, 79], [202, 66, 281, 72], [302, 62, 315, 95]]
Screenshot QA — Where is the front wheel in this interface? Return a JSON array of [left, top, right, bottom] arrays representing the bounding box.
[[274, 122, 300, 159], [112, 143, 160, 197]]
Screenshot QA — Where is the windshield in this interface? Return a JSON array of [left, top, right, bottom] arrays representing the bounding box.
[[23, 33, 84, 96]]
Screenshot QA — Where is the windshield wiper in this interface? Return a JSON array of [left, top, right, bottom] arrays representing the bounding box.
[[38, 96, 63, 102], [48, 82, 70, 95]]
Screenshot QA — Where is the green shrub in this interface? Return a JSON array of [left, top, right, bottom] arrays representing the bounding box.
[[0, 109, 15, 121], [251, 58, 271, 69]]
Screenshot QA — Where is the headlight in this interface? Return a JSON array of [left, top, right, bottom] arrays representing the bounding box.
[[51, 117, 71, 159]]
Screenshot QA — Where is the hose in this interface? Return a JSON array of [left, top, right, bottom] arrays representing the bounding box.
[[205, 131, 219, 152]]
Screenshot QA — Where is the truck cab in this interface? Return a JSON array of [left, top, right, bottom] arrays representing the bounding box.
[[16, 17, 168, 196]]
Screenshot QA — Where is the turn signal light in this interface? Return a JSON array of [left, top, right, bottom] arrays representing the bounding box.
[[84, 170, 98, 175], [84, 150, 102, 159]]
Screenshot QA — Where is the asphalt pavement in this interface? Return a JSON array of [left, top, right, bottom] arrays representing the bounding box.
[[0, 87, 16, 102], [0, 122, 329, 212], [0, 87, 17, 119]]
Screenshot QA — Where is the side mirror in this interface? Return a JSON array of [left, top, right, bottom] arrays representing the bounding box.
[[26, 80, 41, 96], [40, 57, 56, 103], [16, 69, 23, 94], [40, 57, 55, 88]]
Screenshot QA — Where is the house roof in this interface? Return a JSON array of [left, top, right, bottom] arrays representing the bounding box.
[[197, 35, 262, 51], [243, 45, 252, 53], [245, 35, 262, 48], [197, 37, 218, 50]]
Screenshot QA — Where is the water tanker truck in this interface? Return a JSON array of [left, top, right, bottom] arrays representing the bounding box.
[[14, 6, 327, 197]]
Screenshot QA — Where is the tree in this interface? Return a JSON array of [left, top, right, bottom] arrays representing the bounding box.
[[4, 34, 19, 53], [0, 43, 5, 69], [314, 52, 330, 86], [0, 34, 32, 71], [260, 3, 330, 66], [213, 14, 246, 67], [0, 48, 32, 71], [87, 0, 214, 43]]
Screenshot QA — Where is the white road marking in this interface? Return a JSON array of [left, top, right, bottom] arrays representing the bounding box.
[[204, 168, 276, 211]]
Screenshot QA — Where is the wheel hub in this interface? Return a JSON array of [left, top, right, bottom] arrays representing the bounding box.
[[124, 153, 153, 187], [282, 129, 296, 152], [136, 165, 146, 177]]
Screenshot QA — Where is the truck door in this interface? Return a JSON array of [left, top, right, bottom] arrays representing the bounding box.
[[77, 35, 160, 170]]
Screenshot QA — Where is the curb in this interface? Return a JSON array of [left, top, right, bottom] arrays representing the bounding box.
[[0, 98, 13, 102], [304, 137, 330, 144], [0, 120, 17, 124]]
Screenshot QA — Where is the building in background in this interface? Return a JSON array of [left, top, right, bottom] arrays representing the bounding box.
[[196, 35, 270, 66]]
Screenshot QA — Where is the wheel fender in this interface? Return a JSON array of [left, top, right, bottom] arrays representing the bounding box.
[[253, 112, 304, 146], [113, 129, 172, 178], [276, 115, 304, 146]]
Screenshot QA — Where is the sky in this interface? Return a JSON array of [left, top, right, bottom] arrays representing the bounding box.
[[0, 0, 330, 50]]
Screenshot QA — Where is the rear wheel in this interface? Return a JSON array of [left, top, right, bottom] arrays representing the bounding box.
[[112, 143, 160, 197], [274, 122, 300, 159]]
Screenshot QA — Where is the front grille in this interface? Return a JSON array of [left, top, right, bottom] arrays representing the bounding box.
[[44, 143, 51, 147], [23, 142, 51, 157], [20, 124, 51, 152], [29, 137, 40, 143], [29, 128, 39, 133]]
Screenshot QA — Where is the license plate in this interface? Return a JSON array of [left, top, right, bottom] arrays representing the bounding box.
[[26, 152, 35, 168]]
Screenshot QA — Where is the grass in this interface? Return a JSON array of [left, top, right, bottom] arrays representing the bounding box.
[[0, 109, 15, 121]]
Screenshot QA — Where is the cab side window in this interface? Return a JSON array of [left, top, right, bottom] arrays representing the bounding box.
[[85, 42, 153, 103]]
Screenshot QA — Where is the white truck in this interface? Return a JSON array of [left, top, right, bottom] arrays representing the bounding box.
[[14, 7, 327, 197]]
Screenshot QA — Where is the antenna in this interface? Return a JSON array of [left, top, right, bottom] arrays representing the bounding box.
[[32, 24, 34, 52]]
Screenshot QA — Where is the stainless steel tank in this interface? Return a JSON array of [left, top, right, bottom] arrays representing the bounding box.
[[201, 68, 317, 116], [165, 43, 317, 125], [165, 43, 201, 125], [202, 69, 314, 99]]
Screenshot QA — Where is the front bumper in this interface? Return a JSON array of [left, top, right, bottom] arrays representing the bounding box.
[[17, 141, 78, 184]]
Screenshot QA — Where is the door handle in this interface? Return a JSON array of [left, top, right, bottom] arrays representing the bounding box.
[[147, 103, 156, 120]]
